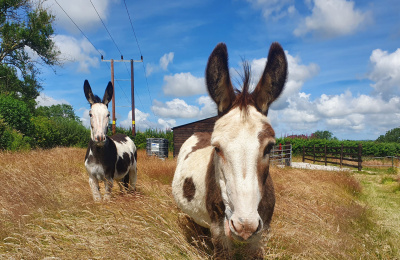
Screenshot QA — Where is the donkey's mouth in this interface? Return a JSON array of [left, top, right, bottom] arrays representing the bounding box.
[[94, 140, 106, 147]]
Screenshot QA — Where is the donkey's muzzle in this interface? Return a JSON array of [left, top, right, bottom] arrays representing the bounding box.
[[227, 215, 263, 241], [94, 134, 106, 144]]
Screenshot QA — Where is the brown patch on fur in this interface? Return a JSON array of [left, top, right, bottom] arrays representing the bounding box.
[[256, 129, 276, 228], [256, 122, 276, 227], [258, 122, 275, 144], [205, 153, 225, 222], [184, 132, 211, 160], [183, 177, 196, 202]]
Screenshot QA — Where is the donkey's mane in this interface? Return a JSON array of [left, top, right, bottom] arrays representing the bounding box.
[[232, 61, 253, 116]]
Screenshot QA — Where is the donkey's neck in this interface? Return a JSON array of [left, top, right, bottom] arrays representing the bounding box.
[[88, 137, 111, 158]]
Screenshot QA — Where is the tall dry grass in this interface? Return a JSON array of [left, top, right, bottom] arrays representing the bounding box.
[[0, 148, 398, 259]]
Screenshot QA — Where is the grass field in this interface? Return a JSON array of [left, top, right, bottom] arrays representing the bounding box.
[[0, 148, 399, 259]]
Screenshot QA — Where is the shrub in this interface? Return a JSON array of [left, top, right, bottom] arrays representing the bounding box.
[[0, 94, 34, 136], [0, 115, 30, 150]]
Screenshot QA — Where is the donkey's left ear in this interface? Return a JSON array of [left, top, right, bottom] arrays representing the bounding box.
[[251, 42, 287, 115], [103, 81, 113, 106]]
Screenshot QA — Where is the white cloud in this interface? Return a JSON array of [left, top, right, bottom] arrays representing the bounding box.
[[151, 96, 217, 119], [270, 90, 400, 139], [367, 48, 400, 100], [197, 96, 217, 118], [160, 52, 174, 70], [53, 35, 100, 73], [162, 72, 206, 96], [80, 108, 91, 128], [36, 93, 69, 107], [158, 118, 176, 130], [294, 0, 370, 38], [248, 51, 319, 110], [146, 52, 175, 76], [152, 99, 200, 118], [246, 0, 294, 20], [119, 109, 176, 130], [47, 0, 111, 33]]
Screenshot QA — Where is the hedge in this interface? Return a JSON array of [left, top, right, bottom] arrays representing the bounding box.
[[275, 137, 400, 157]]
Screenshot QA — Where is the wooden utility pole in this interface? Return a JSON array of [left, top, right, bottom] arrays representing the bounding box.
[[102, 56, 143, 135]]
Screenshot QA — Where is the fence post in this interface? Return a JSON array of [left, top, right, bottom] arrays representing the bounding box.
[[358, 143, 362, 171], [302, 146, 305, 162], [324, 144, 327, 166], [392, 156, 394, 168], [285, 141, 291, 166], [313, 144, 316, 164], [340, 144, 343, 168]]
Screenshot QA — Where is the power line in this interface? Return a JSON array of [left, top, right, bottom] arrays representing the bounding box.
[[124, 0, 142, 57], [55, 0, 146, 116], [54, 0, 103, 57], [89, 0, 123, 56], [123, 1, 155, 115]]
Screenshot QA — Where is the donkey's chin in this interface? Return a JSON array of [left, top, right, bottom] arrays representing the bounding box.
[[94, 140, 106, 147]]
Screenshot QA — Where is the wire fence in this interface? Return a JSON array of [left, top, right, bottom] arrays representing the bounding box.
[[362, 156, 400, 168]]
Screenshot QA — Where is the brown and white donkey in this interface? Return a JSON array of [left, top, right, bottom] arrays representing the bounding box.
[[172, 42, 287, 259], [83, 80, 137, 201]]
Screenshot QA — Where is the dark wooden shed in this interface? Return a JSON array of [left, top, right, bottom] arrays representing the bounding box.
[[172, 116, 218, 157]]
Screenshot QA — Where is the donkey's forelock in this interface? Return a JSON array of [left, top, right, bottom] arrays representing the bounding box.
[[232, 61, 253, 117]]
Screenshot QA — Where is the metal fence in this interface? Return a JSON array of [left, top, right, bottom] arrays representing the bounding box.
[[270, 143, 292, 166]]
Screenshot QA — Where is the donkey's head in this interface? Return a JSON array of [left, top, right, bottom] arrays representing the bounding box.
[[84, 80, 113, 145], [206, 43, 287, 241]]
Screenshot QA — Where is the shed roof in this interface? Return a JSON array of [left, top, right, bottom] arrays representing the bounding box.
[[172, 116, 218, 130]]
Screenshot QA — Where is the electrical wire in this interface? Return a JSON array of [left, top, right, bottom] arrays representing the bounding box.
[[54, 0, 103, 57], [123, 0, 155, 116], [89, 0, 123, 56]]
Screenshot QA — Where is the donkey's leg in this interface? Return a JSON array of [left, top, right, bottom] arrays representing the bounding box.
[[104, 178, 114, 201], [88, 176, 101, 202], [210, 221, 233, 259], [128, 167, 137, 192]]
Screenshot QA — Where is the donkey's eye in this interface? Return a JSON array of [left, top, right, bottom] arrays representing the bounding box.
[[263, 143, 274, 157], [89, 113, 92, 118], [214, 147, 221, 153], [107, 113, 110, 118]]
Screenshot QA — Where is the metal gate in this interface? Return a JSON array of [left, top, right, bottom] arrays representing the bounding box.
[[270, 143, 292, 166]]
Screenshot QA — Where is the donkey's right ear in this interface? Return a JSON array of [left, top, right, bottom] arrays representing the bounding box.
[[84, 80, 96, 105], [205, 43, 236, 116]]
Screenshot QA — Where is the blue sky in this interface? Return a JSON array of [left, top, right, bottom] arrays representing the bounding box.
[[35, 0, 400, 140]]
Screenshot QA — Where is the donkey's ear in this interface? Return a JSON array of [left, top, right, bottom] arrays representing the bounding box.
[[84, 80, 96, 105], [206, 43, 236, 116], [251, 42, 287, 115], [103, 81, 113, 106]]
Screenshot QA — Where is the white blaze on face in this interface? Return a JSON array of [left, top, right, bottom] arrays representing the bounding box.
[[89, 103, 110, 143], [211, 106, 274, 240]]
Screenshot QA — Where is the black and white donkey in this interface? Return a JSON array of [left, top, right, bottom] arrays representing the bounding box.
[[83, 80, 137, 201]]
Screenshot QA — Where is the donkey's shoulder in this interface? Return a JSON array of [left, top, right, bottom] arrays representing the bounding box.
[[178, 132, 212, 161]]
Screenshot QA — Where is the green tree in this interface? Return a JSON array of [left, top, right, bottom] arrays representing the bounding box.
[[312, 130, 336, 140], [36, 104, 80, 121], [0, 0, 60, 111], [376, 127, 400, 143]]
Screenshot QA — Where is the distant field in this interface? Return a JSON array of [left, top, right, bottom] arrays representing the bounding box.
[[0, 148, 399, 259]]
